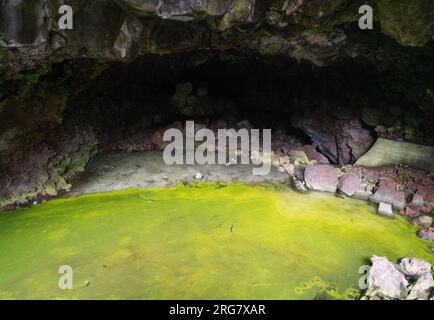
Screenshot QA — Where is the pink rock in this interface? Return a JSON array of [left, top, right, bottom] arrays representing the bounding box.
[[400, 207, 421, 218], [418, 228, 434, 241], [413, 216, 432, 228], [419, 187, 434, 203], [304, 165, 339, 193], [371, 177, 407, 209], [303, 145, 330, 164], [338, 174, 362, 197]]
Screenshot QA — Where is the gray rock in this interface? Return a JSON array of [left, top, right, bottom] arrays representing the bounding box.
[[304, 165, 339, 193], [407, 272, 434, 300], [291, 176, 308, 193], [378, 202, 394, 218], [399, 258, 432, 278], [356, 138, 434, 172], [366, 256, 408, 299], [353, 181, 375, 201], [411, 193, 425, 209]]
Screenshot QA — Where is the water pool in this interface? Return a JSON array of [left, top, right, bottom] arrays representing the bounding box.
[[0, 183, 432, 299]]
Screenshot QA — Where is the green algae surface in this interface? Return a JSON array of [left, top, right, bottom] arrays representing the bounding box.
[[0, 183, 432, 300]]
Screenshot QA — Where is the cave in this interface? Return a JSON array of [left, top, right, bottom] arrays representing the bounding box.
[[0, 0, 434, 301]]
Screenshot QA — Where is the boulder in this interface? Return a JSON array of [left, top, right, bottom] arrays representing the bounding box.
[[292, 116, 374, 165], [366, 256, 408, 299], [418, 186, 434, 205], [302, 145, 330, 164], [399, 258, 432, 278], [338, 174, 361, 197], [412, 216, 432, 228], [370, 177, 406, 209], [291, 176, 308, 193], [407, 272, 434, 300], [304, 165, 339, 193], [356, 138, 434, 172], [353, 181, 375, 201], [400, 206, 421, 218], [411, 193, 425, 209], [418, 228, 434, 241], [378, 202, 394, 218]]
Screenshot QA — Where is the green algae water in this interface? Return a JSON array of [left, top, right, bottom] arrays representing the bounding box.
[[0, 183, 432, 300]]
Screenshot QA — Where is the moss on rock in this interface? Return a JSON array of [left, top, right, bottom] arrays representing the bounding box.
[[377, 0, 434, 47]]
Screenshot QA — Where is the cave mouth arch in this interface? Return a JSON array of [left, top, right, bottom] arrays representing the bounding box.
[[63, 49, 388, 161]]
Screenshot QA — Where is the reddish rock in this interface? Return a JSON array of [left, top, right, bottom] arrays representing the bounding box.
[[292, 116, 374, 165], [400, 207, 421, 218], [303, 145, 330, 164], [418, 228, 434, 241], [370, 177, 407, 209], [304, 165, 339, 193], [413, 216, 432, 228], [418, 186, 434, 204], [338, 174, 362, 197], [151, 129, 166, 150]]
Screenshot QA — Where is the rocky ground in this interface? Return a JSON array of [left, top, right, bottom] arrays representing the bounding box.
[[362, 256, 434, 300]]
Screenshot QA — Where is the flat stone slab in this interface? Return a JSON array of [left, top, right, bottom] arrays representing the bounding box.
[[304, 164, 339, 193], [356, 138, 434, 172], [67, 151, 289, 197], [338, 174, 361, 197], [378, 202, 394, 218]]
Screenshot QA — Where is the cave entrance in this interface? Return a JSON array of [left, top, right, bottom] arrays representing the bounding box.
[[2, 48, 432, 210], [64, 49, 384, 166]]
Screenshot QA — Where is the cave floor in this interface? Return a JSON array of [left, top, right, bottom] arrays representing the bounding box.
[[67, 151, 288, 197]]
